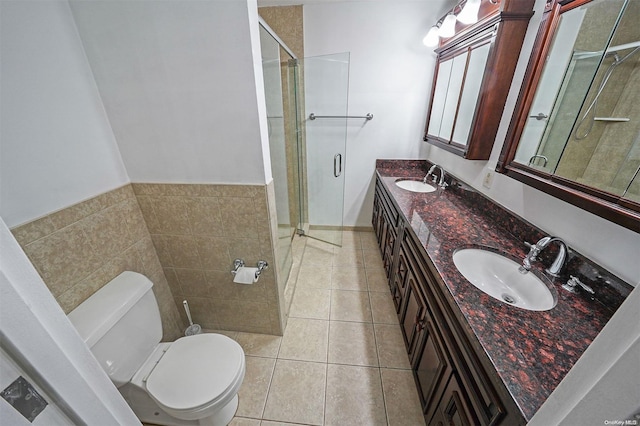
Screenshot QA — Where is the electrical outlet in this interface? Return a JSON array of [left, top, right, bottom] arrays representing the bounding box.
[[1, 376, 47, 422], [482, 170, 494, 189]]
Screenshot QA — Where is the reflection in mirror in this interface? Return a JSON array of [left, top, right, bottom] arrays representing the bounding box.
[[622, 164, 640, 202], [453, 43, 491, 146], [514, 0, 640, 200]]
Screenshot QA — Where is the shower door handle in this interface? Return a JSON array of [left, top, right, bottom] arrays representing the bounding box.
[[334, 153, 342, 177]]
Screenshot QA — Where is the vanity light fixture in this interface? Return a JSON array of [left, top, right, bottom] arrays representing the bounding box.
[[438, 13, 458, 38], [423, 24, 441, 47], [424, 0, 489, 48], [457, 0, 481, 25]]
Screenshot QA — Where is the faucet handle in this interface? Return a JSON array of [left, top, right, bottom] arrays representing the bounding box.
[[563, 275, 595, 294], [520, 241, 539, 273], [524, 241, 540, 259]]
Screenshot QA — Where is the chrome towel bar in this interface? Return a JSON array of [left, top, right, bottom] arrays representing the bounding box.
[[594, 117, 630, 122], [309, 113, 373, 121]]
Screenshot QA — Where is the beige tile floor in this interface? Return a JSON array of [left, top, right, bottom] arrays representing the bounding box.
[[224, 231, 426, 426]]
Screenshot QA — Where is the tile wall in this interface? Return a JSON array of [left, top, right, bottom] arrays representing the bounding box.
[[133, 183, 283, 335], [11, 184, 184, 341]]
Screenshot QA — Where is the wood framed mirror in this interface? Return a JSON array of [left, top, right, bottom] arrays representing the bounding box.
[[497, 0, 640, 233]]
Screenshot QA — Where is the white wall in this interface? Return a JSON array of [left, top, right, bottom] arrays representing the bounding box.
[[303, 1, 452, 227], [418, 0, 640, 286], [249, 0, 274, 186], [68, 0, 271, 185], [0, 0, 129, 228], [0, 217, 140, 425], [528, 285, 640, 425]]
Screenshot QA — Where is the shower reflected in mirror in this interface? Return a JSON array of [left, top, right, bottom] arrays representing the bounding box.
[[513, 0, 640, 200]]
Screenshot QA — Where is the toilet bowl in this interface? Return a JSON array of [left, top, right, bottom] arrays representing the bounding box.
[[68, 271, 245, 426], [146, 334, 245, 424]]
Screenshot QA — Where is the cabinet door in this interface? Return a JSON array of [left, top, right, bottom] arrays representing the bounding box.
[[428, 59, 453, 137], [428, 53, 469, 142], [429, 374, 477, 426], [401, 274, 424, 358], [392, 247, 410, 313], [452, 43, 491, 146], [438, 52, 469, 141], [414, 313, 451, 416], [382, 212, 396, 278], [372, 194, 383, 247]]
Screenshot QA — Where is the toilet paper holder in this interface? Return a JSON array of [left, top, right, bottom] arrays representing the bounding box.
[[232, 259, 269, 280]]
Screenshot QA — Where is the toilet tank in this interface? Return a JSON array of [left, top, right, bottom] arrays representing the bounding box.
[[68, 271, 163, 387]]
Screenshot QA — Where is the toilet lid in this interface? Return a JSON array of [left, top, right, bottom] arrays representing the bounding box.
[[146, 334, 244, 411]]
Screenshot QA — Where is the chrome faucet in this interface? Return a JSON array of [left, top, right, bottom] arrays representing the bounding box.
[[424, 164, 447, 188], [519, 236, 568, 277]]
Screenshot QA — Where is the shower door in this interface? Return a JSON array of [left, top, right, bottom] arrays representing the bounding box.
[[301, 52, 350, 247], [259, 25, 296, 283]]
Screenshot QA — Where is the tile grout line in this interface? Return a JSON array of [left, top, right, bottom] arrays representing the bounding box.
[[379, 366, 391, 426], [367, 243, 401, 425], [258, 355, 277, 421], [366, 270, 392, 426], [326, 238, 334, 408], [322, 362, 328, 426]]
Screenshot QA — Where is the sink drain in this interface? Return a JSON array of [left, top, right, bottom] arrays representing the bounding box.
[[501, 293, 516, 304]]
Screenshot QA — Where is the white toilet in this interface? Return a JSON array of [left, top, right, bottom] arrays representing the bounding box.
[[68, 271, 245, 426]]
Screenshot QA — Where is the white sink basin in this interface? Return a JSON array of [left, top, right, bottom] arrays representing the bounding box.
[[453, 249, 556, 311], [395, 180, 437, 193]]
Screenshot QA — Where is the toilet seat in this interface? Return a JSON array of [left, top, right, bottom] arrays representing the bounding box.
[[146, 334, 245, 419]]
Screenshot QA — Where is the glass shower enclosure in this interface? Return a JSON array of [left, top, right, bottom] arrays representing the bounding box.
[[259, 24, 298, 285], [258, 21, 350, 251], [301, 53, 350, 248]]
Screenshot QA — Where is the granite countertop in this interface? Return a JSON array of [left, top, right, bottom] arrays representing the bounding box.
[[376, 160, 632, 421]]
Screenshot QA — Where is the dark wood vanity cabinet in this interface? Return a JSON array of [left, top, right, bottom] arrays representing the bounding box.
[[373, 179, 525, 425], [399, 235, 456, 423], [397, 226, 481, 425]]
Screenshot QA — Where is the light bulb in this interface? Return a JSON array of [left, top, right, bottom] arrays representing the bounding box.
[[457, 0, 481, 25], [423, 26, 440, 47], [438, 14, 457, 38]]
